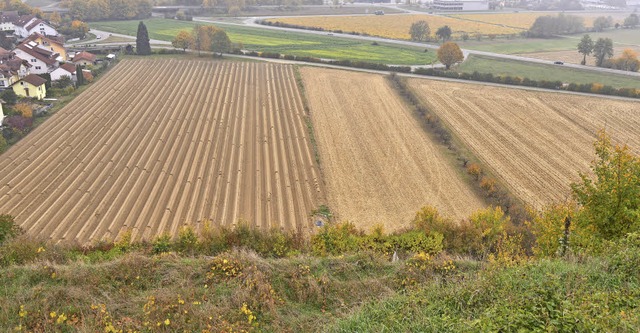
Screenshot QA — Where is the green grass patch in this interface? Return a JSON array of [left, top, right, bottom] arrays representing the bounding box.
[[329, 257, 640, 332], [91, 19, 438, 65], [459, 29, 640, 54], [458, 55, 640, 89]]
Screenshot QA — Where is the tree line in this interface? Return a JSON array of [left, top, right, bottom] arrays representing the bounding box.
[[578, 34, 639, 72], [171, 25, 232, 56], [528, 13, 640, 38], [60, 0, 152, 21]]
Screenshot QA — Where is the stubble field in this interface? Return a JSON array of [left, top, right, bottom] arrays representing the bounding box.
[[266, 14, 521, 40], [301, 67, 484, 231], [0, 59, 324, 243], [408, 78, 640, 208]]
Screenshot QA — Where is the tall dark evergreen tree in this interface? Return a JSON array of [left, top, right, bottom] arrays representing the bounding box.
[[136, 21, 151, 56], [76, 65, 85, 86]]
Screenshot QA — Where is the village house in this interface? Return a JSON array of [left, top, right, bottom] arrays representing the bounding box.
[[50, 63, 76, 82], [14, 40, 61, 74], [12, 73, 46, 100], [0, 11, 18, 32], [23, 33, 67, 60], [71, 51, 97, 67], [0, 47, 30, 89], [13, 15, 58, 39]]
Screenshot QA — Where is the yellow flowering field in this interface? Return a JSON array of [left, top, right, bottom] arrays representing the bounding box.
[[450, 12, 624, 30], [266, 14, 521, 40]]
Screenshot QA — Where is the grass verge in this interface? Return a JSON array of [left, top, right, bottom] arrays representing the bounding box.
[[90, 18, 438, 65], [458, 55, 640, 89]]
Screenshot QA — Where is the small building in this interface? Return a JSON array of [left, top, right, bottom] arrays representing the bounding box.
[[12, 73, 46, 100], [0, 58, 31, 89], [14, 40, 61, 74], [51, 63, 76, 82], [0, 11, 18, 32], [71, 51, 97, 67], [432, 0, 489, 11]]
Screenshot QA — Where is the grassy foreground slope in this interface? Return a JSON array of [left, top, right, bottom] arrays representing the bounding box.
[[2, 237, 639, 332]]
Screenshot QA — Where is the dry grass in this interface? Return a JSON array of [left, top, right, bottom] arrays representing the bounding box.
[[267, 14, 521, 40], [301, 67, 484, 231]]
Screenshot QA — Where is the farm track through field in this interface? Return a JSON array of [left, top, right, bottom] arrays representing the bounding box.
[[301, 67, 484, 231], [408, 79, 640, 208], [0, 59, 324, 243]]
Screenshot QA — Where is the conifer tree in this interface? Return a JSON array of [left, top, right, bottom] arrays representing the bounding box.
[[76, 65, 85, 86], [136, 21, 151, 56]]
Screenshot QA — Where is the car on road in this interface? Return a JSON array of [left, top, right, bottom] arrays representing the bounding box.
[[554, 61, 564, 65]]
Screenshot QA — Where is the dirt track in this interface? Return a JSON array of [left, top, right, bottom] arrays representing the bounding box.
[[408, 78, 640, 208], [301, 67, 484, 231], [0, 59, 324, 243]]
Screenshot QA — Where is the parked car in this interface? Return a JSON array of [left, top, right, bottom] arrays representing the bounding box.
[[554, 61, 564, 65]]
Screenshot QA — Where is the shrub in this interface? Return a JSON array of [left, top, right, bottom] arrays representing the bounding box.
[[607, 232, 640, 281], [311, 222, 360, 256], [0, 214, 21, 245]]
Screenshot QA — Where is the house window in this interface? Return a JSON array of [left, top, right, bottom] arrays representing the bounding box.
[[0, 81, 4, 87], [31, 59, 37, 63], [35, 66, 41, 70]]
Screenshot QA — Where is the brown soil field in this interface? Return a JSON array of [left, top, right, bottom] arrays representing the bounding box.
[[408, 78, 640, 208], [300, 67, 484, 231], [518, 46, 640, 66], [0, 59, 324, 243]]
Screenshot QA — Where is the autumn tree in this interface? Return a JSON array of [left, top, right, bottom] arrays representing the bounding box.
[[192, 25, 212, 55], [47, 11, 62, 26], [211, 29, 231, 56], [435, 25, 452, 43], [409, 20, 431, 42], [577, 34, 594, 65], [571, 131, 640, 240], [437, 42, 464, 70], [14, 103, 32, 118], [172, 30, 194, 51], [611, 49, 640, 72], [593, 37, 614, 67], [136, 21, 151, 55]]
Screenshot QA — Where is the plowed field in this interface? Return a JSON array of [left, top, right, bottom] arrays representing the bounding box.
[[408, 79, 640, 208], [301, 67, 484, 231], [0, 59, 324, 243]]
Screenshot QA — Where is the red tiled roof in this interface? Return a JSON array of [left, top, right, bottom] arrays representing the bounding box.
[[60, 63, 76, 73], [22, 73, 46, 87], [15, 42, 59, 66], [26, 19, 47, 32], [14, 15, 35, 28], [24, 33, 64, 48], [73, 51, 96, 63]]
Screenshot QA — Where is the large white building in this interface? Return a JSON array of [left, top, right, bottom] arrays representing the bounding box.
[[433, 0, 489, 10]]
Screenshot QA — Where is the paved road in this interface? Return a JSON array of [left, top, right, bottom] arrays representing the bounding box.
[[193, 16, 640, 78], [74, 29, 171, 46]]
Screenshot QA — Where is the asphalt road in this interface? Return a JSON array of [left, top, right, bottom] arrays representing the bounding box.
[[193, 16, 640, 78]]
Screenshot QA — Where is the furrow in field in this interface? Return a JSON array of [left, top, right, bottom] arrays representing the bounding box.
[[407, 79, 640, 208], [0, 59, 323, 243], [301, 67, 484, 231]]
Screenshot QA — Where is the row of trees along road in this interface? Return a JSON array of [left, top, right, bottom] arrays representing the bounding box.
[[171, 25, 232, 56], [578, 34, 639, 71], [409, 21, 452, 44]]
